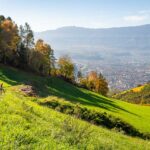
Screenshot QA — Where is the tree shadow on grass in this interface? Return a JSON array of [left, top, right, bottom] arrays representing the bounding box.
[[0, 65, 139, 117], [0, 65, 27, 86], [46, 78, 140, 117]]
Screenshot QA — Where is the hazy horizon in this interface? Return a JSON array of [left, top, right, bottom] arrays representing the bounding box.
[[35, 23, 150, 32], [1, 0, 150, 32]]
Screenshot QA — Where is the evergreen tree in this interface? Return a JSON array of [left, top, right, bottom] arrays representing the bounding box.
[[18, 23, 34, 66]]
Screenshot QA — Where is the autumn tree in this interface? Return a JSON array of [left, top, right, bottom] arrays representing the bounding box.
[[87, 71, 109, 96], [78, 71, 109, 96], [29, 39, 55, 75], [0, 17, 20, 65], [87, 71, 98, 91], [0, 15, 5, 60], [0, 16, 56, 75], [96, 73, 109, 96], [58, 55, 75, 81]]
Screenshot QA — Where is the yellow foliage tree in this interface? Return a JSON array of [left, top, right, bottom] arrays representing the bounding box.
[[58, 55, 75, 81], [0, 18, 20, 65], [82, 71, 109, 96], [29, 39, 55, 75]]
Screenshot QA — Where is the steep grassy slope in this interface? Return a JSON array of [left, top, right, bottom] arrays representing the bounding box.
[[0, 65, 150, 134], [1, 90, 150, 149], [0, 65, 150, 149], [113, 84, 150, 104]]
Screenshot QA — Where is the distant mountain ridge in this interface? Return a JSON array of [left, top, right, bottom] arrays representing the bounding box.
[[36, 24, 150, 37], [37, 24, 150, 34], [35, 24, 150, 58]]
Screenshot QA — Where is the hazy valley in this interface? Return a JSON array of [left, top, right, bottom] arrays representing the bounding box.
[[35, 25, 150, 90]]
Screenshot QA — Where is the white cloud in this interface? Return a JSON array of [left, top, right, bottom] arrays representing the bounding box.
[[123, 15, 148, 22], [139, 10, 150, 14], [123, 10, 150, 23]]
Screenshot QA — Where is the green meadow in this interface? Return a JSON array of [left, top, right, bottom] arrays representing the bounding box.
[[0, 64, 150, 149]]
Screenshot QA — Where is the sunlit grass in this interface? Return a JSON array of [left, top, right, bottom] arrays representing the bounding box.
[[0, 64, 150, 149]]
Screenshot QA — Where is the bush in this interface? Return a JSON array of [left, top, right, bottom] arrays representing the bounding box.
[[39, 99, 150, 139]]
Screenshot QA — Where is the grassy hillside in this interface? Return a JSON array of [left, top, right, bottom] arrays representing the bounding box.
[[0, 64, 150, 149], [1, 65, 150, 133], [113, 84, 150, 104], [1, 89, 150, 149]]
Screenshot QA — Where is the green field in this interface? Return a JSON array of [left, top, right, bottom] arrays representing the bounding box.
[[0, 64, 150, 149]]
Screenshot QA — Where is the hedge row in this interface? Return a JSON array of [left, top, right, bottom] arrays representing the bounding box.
[[39, 99, 150, 140]]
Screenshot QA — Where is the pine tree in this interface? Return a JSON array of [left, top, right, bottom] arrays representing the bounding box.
[[18, 23, 34, 67]]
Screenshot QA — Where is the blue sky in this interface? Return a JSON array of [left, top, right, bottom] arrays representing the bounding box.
[[1, 0, 150, 31]]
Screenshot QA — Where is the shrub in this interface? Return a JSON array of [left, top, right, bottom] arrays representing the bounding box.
[[39, 99, 150, 139]]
